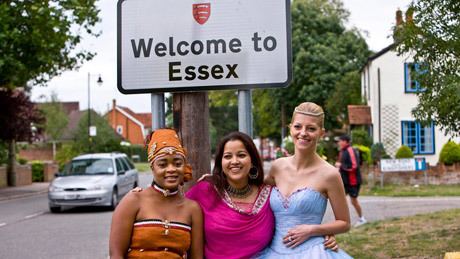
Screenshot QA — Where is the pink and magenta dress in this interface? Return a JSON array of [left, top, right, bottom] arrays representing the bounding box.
[[186, 181, 274, 259]]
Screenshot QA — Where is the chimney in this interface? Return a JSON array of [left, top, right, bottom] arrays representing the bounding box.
[[396, 9, 403, 26]]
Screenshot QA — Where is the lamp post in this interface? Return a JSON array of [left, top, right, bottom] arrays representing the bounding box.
[[88, 72, 103, 153]]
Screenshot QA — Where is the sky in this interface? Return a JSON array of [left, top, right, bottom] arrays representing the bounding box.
[[31, 0, 412, 114]]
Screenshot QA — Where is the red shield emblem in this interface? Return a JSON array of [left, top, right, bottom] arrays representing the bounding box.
[[193, 3, 211, 25]]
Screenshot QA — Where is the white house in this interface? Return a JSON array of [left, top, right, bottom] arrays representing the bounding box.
[[360, 44, 459, 165]]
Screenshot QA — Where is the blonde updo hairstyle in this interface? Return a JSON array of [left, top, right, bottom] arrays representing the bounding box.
[[290, 102, 325, 128]]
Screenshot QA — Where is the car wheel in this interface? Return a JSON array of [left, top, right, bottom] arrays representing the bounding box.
[[49, 205, 61, 213], [110, 187, 118, 210]]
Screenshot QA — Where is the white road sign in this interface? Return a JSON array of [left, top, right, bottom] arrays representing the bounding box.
[[117, 0, 292, 93], [380, 158, 427, 172]]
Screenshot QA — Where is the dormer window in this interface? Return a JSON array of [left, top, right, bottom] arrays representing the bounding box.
[[404, 63, 425, 93]]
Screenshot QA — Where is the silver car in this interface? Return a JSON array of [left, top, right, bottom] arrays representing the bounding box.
[[48, 153, 139, 213]]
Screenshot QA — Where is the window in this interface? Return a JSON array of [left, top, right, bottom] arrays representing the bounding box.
[[116, 125, 123, 135], [404, 63, 424, 93], [115, 158, 126, 173], [401, 121, 435, 154]]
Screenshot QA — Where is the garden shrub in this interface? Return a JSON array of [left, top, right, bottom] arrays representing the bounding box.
[[354, 144, 372, 165], [351, 129, 373, 147], [17, 156, 28, 165], [395, 145, 414, 158], [371, 143, 388, 164], [31, 161, 44, 182], [439, 141, 460, 165]]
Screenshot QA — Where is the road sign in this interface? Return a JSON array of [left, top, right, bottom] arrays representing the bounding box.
[[117, 0, 292, 93], [380, 158, 428, 187], [89, 126, 97, 137], [380, 158, 427, 172]]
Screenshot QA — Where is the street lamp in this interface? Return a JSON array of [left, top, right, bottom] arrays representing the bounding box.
[[88, 72, 103, 153]]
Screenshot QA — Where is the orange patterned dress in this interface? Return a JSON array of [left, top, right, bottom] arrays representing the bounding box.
[[127, 219, 191, 258]]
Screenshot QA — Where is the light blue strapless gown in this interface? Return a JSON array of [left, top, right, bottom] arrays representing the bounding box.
[[256, 187, 353, 259]]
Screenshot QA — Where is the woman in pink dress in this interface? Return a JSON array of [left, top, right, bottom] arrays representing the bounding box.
[[186, 132, 273, 258]]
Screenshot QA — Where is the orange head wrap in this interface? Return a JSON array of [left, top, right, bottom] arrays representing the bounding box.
[[146, 129, 192, 182]]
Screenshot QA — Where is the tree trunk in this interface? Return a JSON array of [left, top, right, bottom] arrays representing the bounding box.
[[7, 139, 16, 186], [173, 92, 211, 189]]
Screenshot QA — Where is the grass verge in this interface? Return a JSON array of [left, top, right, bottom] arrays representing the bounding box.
[[361, 184, 460, 196], [134, 162, 150, 173], [338, 208, 460, 258]]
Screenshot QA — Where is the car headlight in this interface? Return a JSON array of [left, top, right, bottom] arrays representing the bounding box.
[[87, 185, 104, 191], [49, 185, 64, 192]]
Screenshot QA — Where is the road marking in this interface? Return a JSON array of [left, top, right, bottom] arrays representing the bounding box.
[[24, 212, 45, 219], [0, 222, 6, 227]]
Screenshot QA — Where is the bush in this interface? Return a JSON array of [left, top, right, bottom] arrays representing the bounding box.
[[371, 143, 388, 164], [283, 136, 294, 155], [395, 145, 414, 158], [0, 140, 7, 166], [439, 141, 460, 165], [17, 156, 28, 165], [31, 161, 44, 182], [354, 145, 372, 165], [351, 129, 373, 147], [56, 144, 81, 169]]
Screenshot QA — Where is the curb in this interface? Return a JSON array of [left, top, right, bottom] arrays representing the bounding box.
[[0, 189, 49, 202]]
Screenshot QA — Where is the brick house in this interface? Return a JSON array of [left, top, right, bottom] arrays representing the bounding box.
[[106, 99, 152, 145]]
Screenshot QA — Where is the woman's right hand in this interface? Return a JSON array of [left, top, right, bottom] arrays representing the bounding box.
[[324, 235, 339, 252], [130, 187, 143, 192]]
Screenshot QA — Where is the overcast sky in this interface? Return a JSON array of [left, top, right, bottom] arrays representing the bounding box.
[[31, 0, 412, 114]]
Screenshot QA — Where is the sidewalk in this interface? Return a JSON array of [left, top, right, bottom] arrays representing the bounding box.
[[0, 182, 49, 202]]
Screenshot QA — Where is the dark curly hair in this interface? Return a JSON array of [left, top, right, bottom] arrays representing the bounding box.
[[210, 131, 264, 195]]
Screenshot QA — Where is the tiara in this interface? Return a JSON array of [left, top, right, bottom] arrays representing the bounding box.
[[294, 107, 324, 116]]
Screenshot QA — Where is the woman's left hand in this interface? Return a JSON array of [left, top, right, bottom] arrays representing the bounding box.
[[283, 224, 315, 248]]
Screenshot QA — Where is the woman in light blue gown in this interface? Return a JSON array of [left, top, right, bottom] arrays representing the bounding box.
[[258, 102, 353, 259]]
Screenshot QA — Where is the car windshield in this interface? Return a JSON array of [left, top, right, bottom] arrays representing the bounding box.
[[61, 159, 114, 176]]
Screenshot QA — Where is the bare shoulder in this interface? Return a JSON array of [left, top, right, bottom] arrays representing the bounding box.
[[120, 189, 142, 204], [318, 160, 341, 181], [271, 157, 290, 172], [184, 197, 202, 213], [114, 189, 142, 215]]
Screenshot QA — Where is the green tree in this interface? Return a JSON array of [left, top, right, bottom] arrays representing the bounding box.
[[73, 110, 122, 154], [253, 89, 281, 139], [256, 0, 370, 137], [38, 92, 69, 159], [0, 1, 101, 89], [0, 89, 44, 186], [326, 71, 364, 127], [208, 90, 238, 153], [395, 1, 460, 137]]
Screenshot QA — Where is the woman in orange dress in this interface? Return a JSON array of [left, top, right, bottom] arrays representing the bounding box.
[[109, 128, 203, 259]]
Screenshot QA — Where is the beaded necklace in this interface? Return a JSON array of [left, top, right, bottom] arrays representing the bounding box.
[[225, 184, 252, 198]]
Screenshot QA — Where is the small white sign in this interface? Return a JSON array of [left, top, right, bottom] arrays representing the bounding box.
[[89, 126, 97, 137], [117, 0, 292, 93], [380, 159, 415, 172]]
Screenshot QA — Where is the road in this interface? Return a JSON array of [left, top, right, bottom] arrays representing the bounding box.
[[0, 172, 153, 259], [1, 170, 460, 259]]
